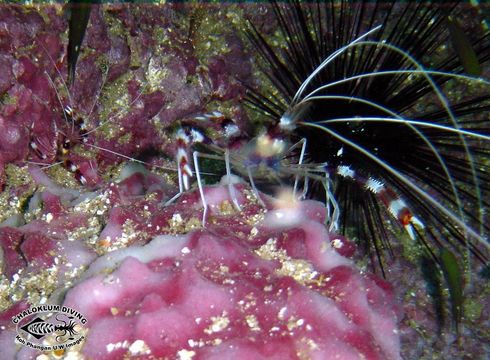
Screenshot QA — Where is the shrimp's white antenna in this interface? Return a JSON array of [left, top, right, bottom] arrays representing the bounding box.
[[300, 121, 489, 250], [291, 25, 383, 105]]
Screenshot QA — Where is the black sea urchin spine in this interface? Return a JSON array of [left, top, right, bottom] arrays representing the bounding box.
[[245, 0, 490, 274]]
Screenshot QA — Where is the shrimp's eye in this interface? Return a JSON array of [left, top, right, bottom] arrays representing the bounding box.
[[62, 139, 71, 152], [64, 106, 73, 117], [223, 123, 240, 139]]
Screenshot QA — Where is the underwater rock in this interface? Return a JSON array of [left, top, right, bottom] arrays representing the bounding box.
[[0, 227, 25, 279], [60, 183, 401, 360], [0, 167, 401, 359], [0, 4, 251, 190]]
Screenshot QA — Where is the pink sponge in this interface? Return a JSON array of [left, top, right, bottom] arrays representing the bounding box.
[[63, 184, 402, 360]]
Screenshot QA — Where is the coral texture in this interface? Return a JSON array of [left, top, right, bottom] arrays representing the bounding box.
[[2, 170, 401, 359]]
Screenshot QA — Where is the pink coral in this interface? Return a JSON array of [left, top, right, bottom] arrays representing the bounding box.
[[60, 183, 401, 360], [0, 166, 401, 359]]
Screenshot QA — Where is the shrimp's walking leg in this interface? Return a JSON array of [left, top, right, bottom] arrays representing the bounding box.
[[224, 148, 241, 211], [286, 138, 307, 197], [193, 151, 243, 226]]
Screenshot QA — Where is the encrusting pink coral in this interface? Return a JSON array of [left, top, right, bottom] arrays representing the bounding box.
[[1, 168, 402, 359], [63, 182, 401, 360]]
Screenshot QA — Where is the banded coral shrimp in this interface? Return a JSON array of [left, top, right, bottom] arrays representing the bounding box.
[[23, 42, 177, 191], [176, 33, 489, 265], [169, 110, 337, 230], [0, 12, 163, 197], [176, 44, 487, 247], [0, 3, 255, 208]]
